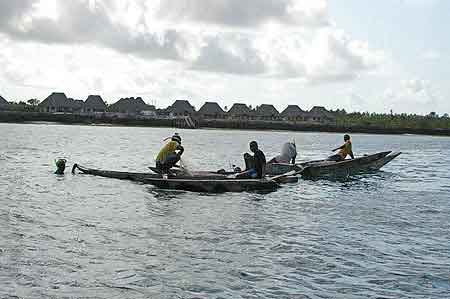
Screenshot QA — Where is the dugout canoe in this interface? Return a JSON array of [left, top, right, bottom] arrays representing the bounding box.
[[71, 164, 279, 193], [138, 177, 279, 193], [265, 151, 401, 178]]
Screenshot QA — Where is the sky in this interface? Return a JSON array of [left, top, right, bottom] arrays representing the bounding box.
[[0, 0, 448, 114]]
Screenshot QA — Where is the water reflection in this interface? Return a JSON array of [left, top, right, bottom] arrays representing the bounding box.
[[147, 187, 186, 200]]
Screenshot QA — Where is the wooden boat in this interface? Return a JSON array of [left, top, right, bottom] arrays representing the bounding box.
[[138, 177, 279, 193], [300, 151, 400, 178], [361, 151, 402, 171], [72, 164, 160, 180], [71, 164, 280, 193], [266, 151, 401, 178]]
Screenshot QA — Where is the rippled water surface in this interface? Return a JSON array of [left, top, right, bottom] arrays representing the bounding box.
[[1, 123, 449, 298]]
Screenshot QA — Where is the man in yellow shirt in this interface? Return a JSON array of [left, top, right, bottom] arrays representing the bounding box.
[[155, 133, 184, 174], [329, 134, 354, 162]]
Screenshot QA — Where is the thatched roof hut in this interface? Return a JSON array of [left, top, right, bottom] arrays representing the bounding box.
[[40, 92, 67, 106], [280, 105, 307, 121], [310, 106, 329, 114], [108, 97, 152, 114], [73, 100, 85, 109], [38, 92, 72, 112], [227, 103, 254, 119], [228, 103, 252, 114], [65, 98, 84, 112], [0, 95, 8, 105], [0, 95, 8, 106], [0, 95, 9, 110], [255, 104, 279, 120], [308, 106, 335, 123], [198, 102, 225, 119], [167, 100, 196, 116], [84, 95, 107, 112]]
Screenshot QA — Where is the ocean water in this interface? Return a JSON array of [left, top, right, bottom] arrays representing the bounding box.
[[0, 123, 449, 299]]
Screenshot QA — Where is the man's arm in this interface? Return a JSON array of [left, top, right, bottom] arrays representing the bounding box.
[[332, 144, 344, 152], [349, 151, 355, 159], [176, 145, 184, 155], [256, 151, 266, 178], [291, 154, 296, 165]]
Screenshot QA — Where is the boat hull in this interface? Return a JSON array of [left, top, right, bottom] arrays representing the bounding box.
[[363, 152, 402, 171], [72, 164, 279, 193], [266, 151, 401, 178], [300, 151, 400, 178], [141, 177, 279, 193], [265, 163, 298, 175]]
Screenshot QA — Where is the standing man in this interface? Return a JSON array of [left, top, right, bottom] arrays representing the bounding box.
[[329, 134, 354, 161], [238, 141, 266, 179], [155, 133, 184, 174]]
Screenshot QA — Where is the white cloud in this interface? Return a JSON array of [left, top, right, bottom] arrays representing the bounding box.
[[302, 29, 384, 83], [402, 79, 428, 95], [156, 0, 329, 27], [400, 0, 441, 7], [0, 1, 188, 60], [0, 0, 383, 79], [375, 78, 440, 114], [0, 0, 398, 113], [191, 34, 266, 75], [422, 50, 440, 61]]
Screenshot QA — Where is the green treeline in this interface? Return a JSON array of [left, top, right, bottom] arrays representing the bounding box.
[[335, 112, 450, 130]]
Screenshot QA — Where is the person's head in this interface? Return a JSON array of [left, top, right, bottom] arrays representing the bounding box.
[[171, 133, 181, 144], [344, 134, 351, 141], [249, 141, 258, 152], [55, 159, 66, 174]]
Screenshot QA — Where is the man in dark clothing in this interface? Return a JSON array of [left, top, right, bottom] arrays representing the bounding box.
[[238, 141, 266, 179]]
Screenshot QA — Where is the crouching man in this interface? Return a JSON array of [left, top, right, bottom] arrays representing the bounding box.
[[155, 133, 184, 174]]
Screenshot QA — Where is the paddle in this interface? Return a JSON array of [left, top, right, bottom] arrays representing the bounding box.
[[268, 166, 305, 182]]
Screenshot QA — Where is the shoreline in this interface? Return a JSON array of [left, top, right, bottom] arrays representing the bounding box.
[[1, 111, 449, 137]]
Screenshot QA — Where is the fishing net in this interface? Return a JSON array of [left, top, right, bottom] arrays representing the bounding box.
[[179, 158, 193, 176]]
